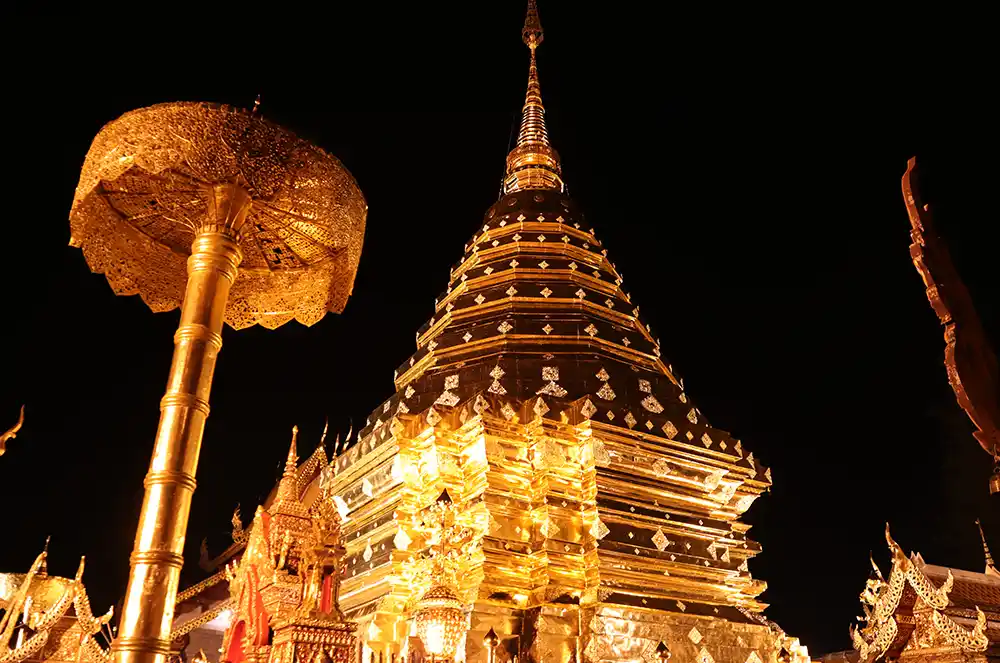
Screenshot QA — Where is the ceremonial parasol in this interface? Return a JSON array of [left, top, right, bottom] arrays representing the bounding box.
[[69, 102, 367, 663]]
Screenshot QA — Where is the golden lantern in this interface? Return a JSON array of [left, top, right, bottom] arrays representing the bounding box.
[[414, 584, 465, 661]]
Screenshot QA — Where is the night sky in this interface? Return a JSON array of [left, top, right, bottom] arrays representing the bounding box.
[[2, 4, 996, 657]]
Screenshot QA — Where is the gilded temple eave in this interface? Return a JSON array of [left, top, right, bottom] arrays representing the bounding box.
[[851, 526, 999, 662]]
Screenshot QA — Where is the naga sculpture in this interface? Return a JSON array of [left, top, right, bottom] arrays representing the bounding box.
[[0, 405, 24, 457], [903, 157, 1000, 492]]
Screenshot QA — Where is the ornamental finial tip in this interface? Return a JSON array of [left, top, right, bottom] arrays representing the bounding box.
[[285, 426, 299, 472], [504, 0, 563, 193], [976, 519, 996, 572], [522, 0, 543, 50]]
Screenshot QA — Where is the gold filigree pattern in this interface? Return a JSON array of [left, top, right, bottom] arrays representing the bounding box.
[[930, 607, 989, 652], [70, 102, 367, 329]]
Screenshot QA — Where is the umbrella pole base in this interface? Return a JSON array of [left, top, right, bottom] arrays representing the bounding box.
[[113, 193, 247, 663]]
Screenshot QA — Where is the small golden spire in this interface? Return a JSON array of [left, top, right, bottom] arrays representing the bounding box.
[[976, 519, 998, 575], [39, 536, 50, 575], [275, 425, 300, 503], [503, 0, 564, 194]]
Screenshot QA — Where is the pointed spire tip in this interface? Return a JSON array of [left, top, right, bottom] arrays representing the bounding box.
[[522, 0, 544, 50], [976, 519, 996, 572]]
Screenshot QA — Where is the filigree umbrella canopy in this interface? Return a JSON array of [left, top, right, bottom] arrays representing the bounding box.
[[70, 101, 367, 329], [67, 102, 366, 663]]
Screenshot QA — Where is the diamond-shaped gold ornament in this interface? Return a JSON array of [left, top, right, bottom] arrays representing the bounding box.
[[593, 440, 611, 466], [596, 382, 616, 401], [533, 397, 550, 417], [590, 518, 610, 540], [641, 395, 664, 413], [652, 459, 671, 478]]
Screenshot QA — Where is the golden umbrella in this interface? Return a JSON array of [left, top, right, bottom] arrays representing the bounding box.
[[69, 102, 367, 663]]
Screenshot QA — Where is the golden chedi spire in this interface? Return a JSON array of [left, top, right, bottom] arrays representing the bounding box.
[[317, 5, 781, 661], [976, 519, 999, 577], [274, 425, 303, 506], [503, 0, 564, 194]]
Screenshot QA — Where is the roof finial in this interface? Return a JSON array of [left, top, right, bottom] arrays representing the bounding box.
[[976, 519, 997, 575], [39, 536, 50, 575], [275, 425, 300, 503], [503, 0, 564, 194], [522, 0, 543, 49]]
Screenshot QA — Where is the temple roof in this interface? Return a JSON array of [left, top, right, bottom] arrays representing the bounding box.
[[919, 560, 1000, 612]]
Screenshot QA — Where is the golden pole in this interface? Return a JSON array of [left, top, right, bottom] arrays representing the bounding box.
[[113, 182, 250, 663]]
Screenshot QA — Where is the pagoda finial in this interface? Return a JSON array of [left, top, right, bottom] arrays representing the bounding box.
[[275, 425, 300, 503], [522, 0, 543, 49], [39, 536, 50, 574], [975, 519, 997, 575], [503, 0, 564, 194]]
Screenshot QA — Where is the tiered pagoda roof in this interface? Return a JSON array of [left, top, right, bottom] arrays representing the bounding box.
[[319, 3, 783, 662]]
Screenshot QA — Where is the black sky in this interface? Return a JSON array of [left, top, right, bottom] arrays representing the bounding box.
[[1, 3, 996, 656]]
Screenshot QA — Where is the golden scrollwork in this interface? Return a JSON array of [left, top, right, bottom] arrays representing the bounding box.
[[852, 524, 995, 661], [930, 607, 990, 653], [1, 551, 112, 663]]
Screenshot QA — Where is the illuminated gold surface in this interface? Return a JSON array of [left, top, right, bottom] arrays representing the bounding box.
[[851, 526, 996, 662], [502, 0, 563, 195], [113, 218, 244, 663], [219, 432, 357, 663], [70, 102, 367, 329], [0, 548, 114, 663], [0, 405, 25, 457], [68, 104, 366, 663], [299, 4, 801, 662]]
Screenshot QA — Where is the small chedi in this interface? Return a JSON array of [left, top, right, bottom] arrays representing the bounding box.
[[217, 427, 357, 663], [849, 525, 999, 662], [0, 429, 357, 663]]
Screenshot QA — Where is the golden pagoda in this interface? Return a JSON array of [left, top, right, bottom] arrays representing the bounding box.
[[314, 3, 801, 662]]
